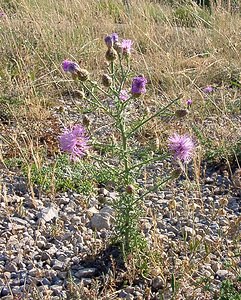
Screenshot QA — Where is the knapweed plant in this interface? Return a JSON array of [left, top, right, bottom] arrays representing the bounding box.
[[60, 33, 195, 256]]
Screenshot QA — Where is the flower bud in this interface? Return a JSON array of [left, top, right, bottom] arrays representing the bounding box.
[[62, 60, 80, 73], [73, 90, 85, 99], [126, 185, 135, 194], [105, 47, 118, 62], [76, 69, 89, 81], [102, 74, 112, 87], [175, 109, 189, 118], [71, 73, 78, 80], [171, 168, 182, 179], [83, 115, 90, 127]]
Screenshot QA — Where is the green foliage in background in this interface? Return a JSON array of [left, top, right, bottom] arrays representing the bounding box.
[[24, 154, 117, 195]]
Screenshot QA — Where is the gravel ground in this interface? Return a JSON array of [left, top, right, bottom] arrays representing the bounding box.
[[0, 162, 240, 299], [0, 95, 240, 299]]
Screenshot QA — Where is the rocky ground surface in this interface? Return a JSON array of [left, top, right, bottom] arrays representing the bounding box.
[[0, 163, 240, 300], [0, 92, 240, 299]]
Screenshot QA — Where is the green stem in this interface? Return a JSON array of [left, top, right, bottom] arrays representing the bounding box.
[[119, 153, 169, 175], [127, 96, 181, 138], [88, 80, 111, 98], [119, 95, 133, 113], [135, 175, 173, 204], [118, 59, 131, 94], [116, 107, 133, 252], [81, 82, 110, 114], [91, 141, 121, 152], [89, 155, 118, 174], [118, 117, 130, 185], [110, 61, 114, 76], [118, 53, 125, 85]]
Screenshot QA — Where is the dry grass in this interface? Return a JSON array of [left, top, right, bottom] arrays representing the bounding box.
[[0, 0, 240, 166], [0, 0, 240, 299]]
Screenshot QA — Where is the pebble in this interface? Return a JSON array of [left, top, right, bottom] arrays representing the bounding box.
[[183, 226, 196, 238], [1, 287, 9, 297], [57, 254, 67, 262], [215, 269, 232, 281], [4, 263, 18, 273], [75, 268, 97, 278], [51, 259, 65, 271], [51, 285, 63, 296], [36, 240, 46, 249], [42, 278, 51, 285], [41, 252, 51, 261], [90, 213, 110, 230], [81, 278, 92, 286], [152, 276, 165, 290], [39, 206, 59, 222]]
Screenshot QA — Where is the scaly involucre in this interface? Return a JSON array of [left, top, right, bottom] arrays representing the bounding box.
[[168, 133, 194, 163], [59, 125, 89, 161]]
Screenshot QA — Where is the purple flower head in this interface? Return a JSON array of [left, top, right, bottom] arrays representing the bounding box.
[[168, 133, 195, 163], [0, 12, 6, 17], [119, 90, 129, 101], [59, 124, 89, 161], [111, 33, 118, 43], [104, 35, 113, 48], [202, 86, 213, 93], [121, 39, 133, 55], [104, 33, 118, 48], [62, 60, 80, 73], [187, 99, 192, 106], [131, 76, 147, 96], [105, 32, 119, 48]]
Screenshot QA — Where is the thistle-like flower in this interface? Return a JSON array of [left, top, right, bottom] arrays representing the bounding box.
[[59, 125, 89, 161], [111, 33, 118, 43], [62, 60, 80, 73], [202, 86, 213, 93], [131, 76, 147, 97], [104, 36, 113, 48], [119, 90, 129, 101], [121, 39, 133, 56], [168, 133, 195, 163], [187, 99, 192, 106], [104, 33, 118, 48]]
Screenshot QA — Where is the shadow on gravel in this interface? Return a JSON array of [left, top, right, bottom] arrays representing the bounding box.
[[77, 244, 125, 277]]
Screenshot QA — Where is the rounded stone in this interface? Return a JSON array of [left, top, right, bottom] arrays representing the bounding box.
[[1, 287, 9, 297]]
